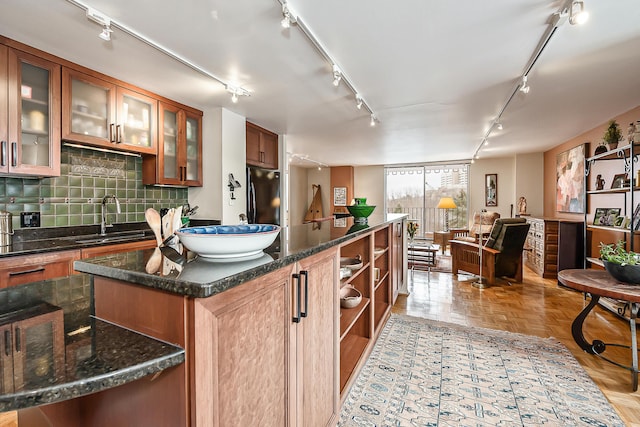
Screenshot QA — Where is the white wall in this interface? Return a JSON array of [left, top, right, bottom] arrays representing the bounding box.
[[289, 165, 308, 225], [188, 107, 247, 224], [188, 107, 222, 220], [220, 109, 247, 224], [468, 157, 516, 218], [515, 152, 543, 217], [354, 166, 385, 211]]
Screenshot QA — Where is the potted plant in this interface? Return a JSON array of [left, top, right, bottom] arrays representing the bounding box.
[[599, 241, 640, 284], [603, 120, 622, 150]]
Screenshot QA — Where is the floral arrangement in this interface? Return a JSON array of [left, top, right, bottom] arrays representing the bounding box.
[[407, 221, 419, 240]]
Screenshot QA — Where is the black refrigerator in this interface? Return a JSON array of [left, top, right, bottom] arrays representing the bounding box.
[[247, 166, 281, 225]]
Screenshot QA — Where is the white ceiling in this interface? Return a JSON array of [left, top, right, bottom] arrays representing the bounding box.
[[2, 0, 640, 167]]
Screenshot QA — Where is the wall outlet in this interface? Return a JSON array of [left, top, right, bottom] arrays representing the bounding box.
[[20, 212, 41, 227]]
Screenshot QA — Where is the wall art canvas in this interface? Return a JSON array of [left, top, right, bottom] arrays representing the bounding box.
[[556, 143, 587, 213]]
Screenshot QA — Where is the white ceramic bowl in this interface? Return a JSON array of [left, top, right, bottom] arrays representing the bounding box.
[[175, 224, 280, 260], [340, 286, 362, 309]]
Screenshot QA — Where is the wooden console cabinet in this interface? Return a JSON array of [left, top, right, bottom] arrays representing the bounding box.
[[524, 218, 583, 279]]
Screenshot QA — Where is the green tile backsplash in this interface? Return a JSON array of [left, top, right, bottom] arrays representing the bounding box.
[[0, 146, 188, 229]]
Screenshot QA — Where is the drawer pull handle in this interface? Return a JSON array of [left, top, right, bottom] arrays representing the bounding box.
[[9, 267, 46, 276], [1, 141, 5, 166], [292, 273, 301, 323], [300, 270, 308, 318], [4, 330, 10, 356], [14, 328, 20, 352]]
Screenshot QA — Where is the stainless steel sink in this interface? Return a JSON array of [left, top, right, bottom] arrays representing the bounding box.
[[66, 231, 148, 245]]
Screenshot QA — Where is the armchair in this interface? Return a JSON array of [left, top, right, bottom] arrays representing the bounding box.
[[453, 211, 500, 243], [450, 218, 530, 285]]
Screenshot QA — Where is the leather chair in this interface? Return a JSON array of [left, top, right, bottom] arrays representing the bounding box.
[[452, 211, 500, 243], [450, 218, 530, 285]]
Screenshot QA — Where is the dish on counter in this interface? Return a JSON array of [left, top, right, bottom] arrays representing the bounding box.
[[175, 224, 280, 260]]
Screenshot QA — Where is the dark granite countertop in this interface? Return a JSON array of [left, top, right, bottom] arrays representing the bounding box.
[[0, 274, 185, 412], [0, 219, 221, 258], [74, 214, 407, 298]]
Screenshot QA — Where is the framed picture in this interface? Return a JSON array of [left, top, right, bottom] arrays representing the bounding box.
[[556, 143, 587, 213], [633, 204, 640, 230], [610, 173, 627, 189], [485, 174, 497, 207], [333, 187, 347, 206], [593, 207, 620, 226], [614, 215, 628, 228]]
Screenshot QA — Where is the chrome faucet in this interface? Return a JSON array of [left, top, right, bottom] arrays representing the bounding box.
[[101, 195, 121, 236]]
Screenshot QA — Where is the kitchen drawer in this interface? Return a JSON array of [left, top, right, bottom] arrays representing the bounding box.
[[0, 250, 80, 288]]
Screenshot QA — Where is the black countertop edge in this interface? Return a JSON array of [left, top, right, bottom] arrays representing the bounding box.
[[0, 318, 185, 412], [74, 214, 407, 298]]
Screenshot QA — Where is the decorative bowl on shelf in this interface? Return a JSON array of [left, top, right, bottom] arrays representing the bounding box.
[[340, 255, 363, 270], [603, 260, 640, 285], [175, 224, 280, 260], [346, 204, 376, 222], [340, 285, 362, 308]]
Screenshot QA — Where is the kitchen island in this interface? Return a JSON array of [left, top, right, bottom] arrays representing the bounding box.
[[5, 214, 406, 426]]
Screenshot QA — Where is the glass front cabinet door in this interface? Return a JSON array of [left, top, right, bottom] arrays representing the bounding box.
[[62, 68, 157, 155], [1, 47, 61, 176], [144, 102, 202, 186]]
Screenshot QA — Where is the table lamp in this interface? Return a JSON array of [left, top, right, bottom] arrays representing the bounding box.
[[436, 197, 457, 231]]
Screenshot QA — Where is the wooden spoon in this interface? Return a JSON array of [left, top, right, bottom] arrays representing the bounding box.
[[145, 208, 163, 247], [145, 247, 162, 274]]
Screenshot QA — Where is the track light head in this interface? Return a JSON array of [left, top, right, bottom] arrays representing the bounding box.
[[332, 64, 342, 87], [355, 94, 363, 110], [519, 75, 530, 94], [99, 25, 113, 41], [484, 139, 489, 146], [496, 121, 503, 130], [281, 3, 297, 28], [569, 1, 588, 25], [225, 85, 250, 103], [370, 114, 377, 127]]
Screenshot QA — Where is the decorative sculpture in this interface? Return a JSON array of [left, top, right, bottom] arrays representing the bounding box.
[[517, 196, 527, 215], [595, 174, 605, 191]]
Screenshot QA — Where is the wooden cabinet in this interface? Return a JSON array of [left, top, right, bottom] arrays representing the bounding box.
[[193, 247, 339, 426], [525, 218, 559, 279], [0, 250, 80, 289], [79, 239, 156, 260], [246, 121, 278, 169], [143, 101, 202, 186], [0, 45, 61, 177], [0, 303, 64, 394], [62, 67, 157, 155]]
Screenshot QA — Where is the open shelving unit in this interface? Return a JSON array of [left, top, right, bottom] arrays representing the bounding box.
[[585, 142, 640, 320], [338, 223, 394, 396]]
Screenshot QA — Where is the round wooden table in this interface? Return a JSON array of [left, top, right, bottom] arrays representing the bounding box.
[[558, 269, 640, 391]]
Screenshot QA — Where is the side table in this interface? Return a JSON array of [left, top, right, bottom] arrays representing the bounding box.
[[433, 231, 450, 254], [558, 269, 640, 391]]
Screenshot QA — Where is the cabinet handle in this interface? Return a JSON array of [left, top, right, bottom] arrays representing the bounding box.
[[9, 267, 45, 276], [116, 125, 122, 143], [292, 273, 301, 323], [300, 270, 308, 318], [109, 124, 115, 142], [11, 142, 17, 167], [1, 141, 5, 166], [14, 328, 20, 353], [4, 330, 10, 356]]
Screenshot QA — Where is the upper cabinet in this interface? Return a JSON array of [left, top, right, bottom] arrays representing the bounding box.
[[62, 67, 157, 155], [246, 121, 278, 169], [142, 101, 203, 186], [0, 45, 61, 177]]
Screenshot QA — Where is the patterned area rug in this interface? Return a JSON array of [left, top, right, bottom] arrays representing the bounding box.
[[339, 314, 624, 426]]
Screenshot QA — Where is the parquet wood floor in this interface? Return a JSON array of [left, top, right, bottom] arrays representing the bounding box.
[[392, 267, 640, 426]]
